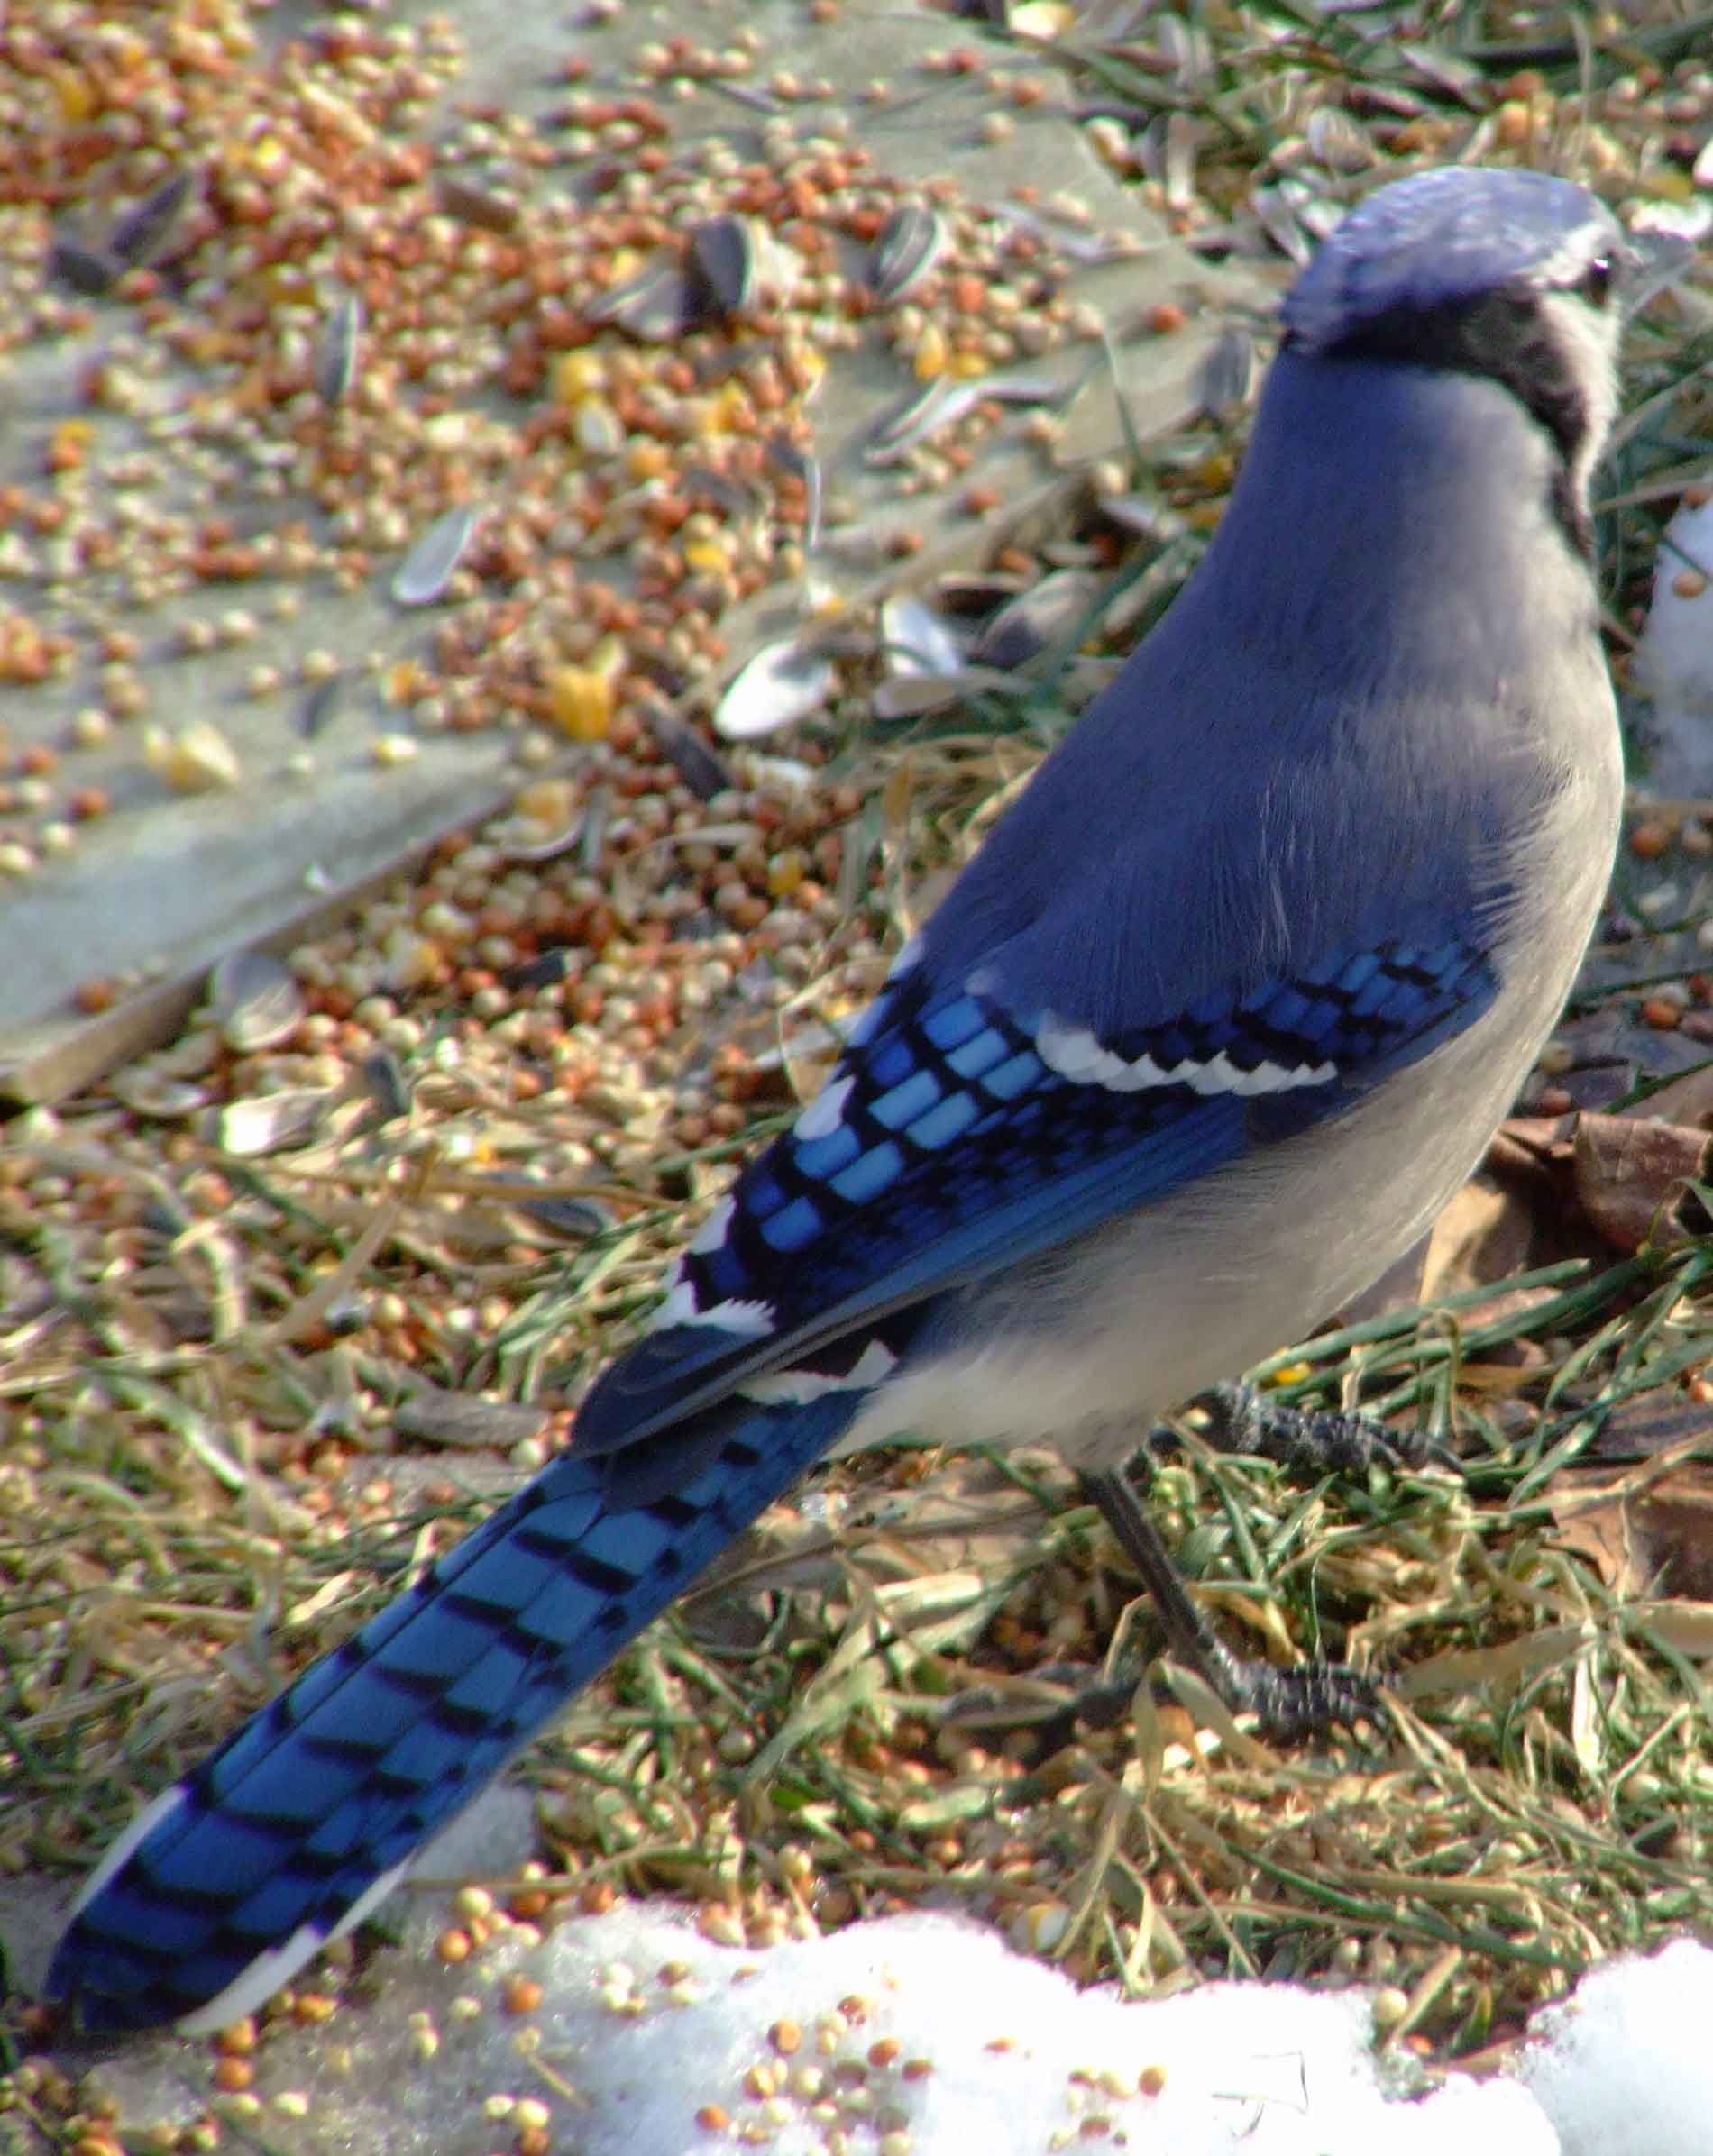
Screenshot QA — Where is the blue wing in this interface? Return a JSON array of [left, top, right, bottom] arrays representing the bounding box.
[[578, 927, 1498, 1461]]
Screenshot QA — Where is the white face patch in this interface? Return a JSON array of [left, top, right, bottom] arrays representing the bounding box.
[[1534, 286, 1621, 516], [1033, 1013, 1336, 1098]]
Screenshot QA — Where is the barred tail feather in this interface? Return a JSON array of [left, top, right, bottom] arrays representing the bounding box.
[[48, 1392, 863, 2034]]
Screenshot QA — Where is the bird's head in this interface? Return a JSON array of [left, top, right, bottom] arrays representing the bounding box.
[[1278, 167, 1675, 550]]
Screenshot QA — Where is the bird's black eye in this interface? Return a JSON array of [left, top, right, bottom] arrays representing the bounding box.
[[1580, 254, 1616, 308]]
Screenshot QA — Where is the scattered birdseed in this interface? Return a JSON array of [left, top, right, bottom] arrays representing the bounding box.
[[688, 213, 761, 316], [206, 949, 305, 1054], [716, 639, 838, 739], [392, 506, 485, 608], [50, 233, 120, 295], [108, 168, 197, 267], [867, 201, 948, 304], [314, 289, 364, 407], [145, 721, 241, 792]]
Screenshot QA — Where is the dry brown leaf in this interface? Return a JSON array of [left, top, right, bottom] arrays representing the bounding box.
[[1420, 1176, 1537, 1301], [1571, 1112, 1709, 1251]]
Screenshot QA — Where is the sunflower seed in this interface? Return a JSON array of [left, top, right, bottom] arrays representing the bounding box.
[[936, 572, 1030, 615], [590, 264, 701, 342], [108, 1068, 209, 1119], [769, 437, 822, 549], [580, 783, 613, 871], [681, 461, 764, 521], [687, 214, 757, 316], [1093, 494, 1185, 544], [153, 1028, 222, 1079], [392, 504, 482, 606], [1305, 107, 1375, 173], [505, 947, 575, 990], [867, 202, 947, 305], [975, 570, 1106, 669], [520, 1196, 618, 1240], [1139, 113, 1199, 210], [360, 1050, 413, 1123], [50, 236, 120, 295], [315, 288, 362, 407], [880, 594, 966, 679], [867, 370, 1060, 465], [715, 638, 837, 739], [1251, 184, 1314, 267], [206, 948, 305, 1053], [214, 1089, 332, 1158], [301, 674, 344, 737], [872, 664, 1013, 722], [644, 706, 733, 800], [502, 814, 588, 865], [1397, 41, 1489, 108], [109, 169, 197, 266], [1626, 207, 1707, 271]]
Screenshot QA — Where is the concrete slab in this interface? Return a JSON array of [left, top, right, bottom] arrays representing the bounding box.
[[0, 0, 1271, 1101]]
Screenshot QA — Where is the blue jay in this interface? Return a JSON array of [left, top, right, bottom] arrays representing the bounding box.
[[50, 166, 1643, 2034]]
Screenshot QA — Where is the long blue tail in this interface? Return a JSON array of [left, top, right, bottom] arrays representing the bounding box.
[[47, 1393, 860, 2033]]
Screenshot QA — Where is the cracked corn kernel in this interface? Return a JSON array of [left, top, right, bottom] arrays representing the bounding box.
[[546, 666, 614, 741], [912, 323, 948, 379], [553, 351, 608, 402], [147, 721, 242, 791]]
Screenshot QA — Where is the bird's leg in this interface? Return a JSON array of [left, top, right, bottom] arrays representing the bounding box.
[[1030, 1384, 1442, 1744], [1076, 1455, 1384, 1742]]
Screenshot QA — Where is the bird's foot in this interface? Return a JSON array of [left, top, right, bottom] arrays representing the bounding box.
[[1192, 1382, 1456, 1478]]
